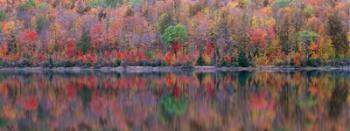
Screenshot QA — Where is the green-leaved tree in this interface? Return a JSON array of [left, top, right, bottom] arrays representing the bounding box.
[[161, 24, 188, 55]]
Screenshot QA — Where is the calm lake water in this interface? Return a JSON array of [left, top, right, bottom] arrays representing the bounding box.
[[0, 71, 349, 130]]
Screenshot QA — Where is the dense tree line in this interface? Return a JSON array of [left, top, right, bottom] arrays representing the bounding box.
[[0, 0, 349, 67]]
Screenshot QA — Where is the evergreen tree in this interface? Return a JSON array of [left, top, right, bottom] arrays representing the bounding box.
[[238, 49, 251, 67], [77, 30, 91, 54]]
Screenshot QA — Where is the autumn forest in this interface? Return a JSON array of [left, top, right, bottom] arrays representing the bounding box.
[[0, 0, 350, 67]]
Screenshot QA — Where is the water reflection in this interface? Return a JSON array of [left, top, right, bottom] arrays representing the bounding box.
[[0, 71, 349, 130]]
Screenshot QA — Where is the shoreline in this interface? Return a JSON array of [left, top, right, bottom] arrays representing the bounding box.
[[0, 66, 349, 73]]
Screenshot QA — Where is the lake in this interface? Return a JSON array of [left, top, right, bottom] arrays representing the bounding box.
[[0, 70, 349, 130]]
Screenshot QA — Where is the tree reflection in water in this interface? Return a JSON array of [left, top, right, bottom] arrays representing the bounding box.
[[0, 71, 348, 130]]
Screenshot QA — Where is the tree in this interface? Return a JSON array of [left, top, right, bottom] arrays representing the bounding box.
[[129, 0, 142, 6], [249, 28, 268, 48], [161, 24, 188, 55], [105, 0, 123, 7], [297, 31, 317, 44], [18, 30, 38, 44], [273, 0, 291, 8], [36, 16, 47, 33], [297, 30, 318, 64], [7, 34, 17, 55], [196, 53, 205, 66], [19, 0, 36, 10], [238, 49, 252, 67], [89, 23, 105, 51], [0, 11, 6, 22], [157, 13, 173, 34], [327, 14, 349, 56], [77, 30, 91, 54], [90, 0, 124, 7], [17, 29, 38, 57]]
